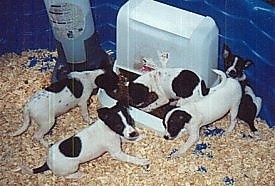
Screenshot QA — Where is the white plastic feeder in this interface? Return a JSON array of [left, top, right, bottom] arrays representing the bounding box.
[[98, 0, 219, 133], [116, 0, 219, 86]]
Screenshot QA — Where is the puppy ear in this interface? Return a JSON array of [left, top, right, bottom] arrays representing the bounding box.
[[97, 107, 110, 121], [222, 44, 231, 59], [244, 60, 254, 68], [179, 111, 192, 123], [116, 100, 129, 108]]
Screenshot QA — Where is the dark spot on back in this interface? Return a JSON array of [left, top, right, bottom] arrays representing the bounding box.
[[59, 136, 82, 157]]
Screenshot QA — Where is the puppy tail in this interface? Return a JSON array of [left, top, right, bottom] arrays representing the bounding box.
[[20, 162, 50, 175], [10, 106, 31, 136], [209, 69, 227, 93]]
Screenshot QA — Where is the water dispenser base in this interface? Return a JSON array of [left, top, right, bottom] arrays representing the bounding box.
[[51, 32, 110, 82]]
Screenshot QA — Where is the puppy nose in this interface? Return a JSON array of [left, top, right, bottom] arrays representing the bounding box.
[[164, 135, 169, 140], [129, 131, 138, 138], [228, 70, 237, 78]]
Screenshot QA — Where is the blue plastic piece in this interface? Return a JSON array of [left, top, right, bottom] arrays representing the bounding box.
[[194, 143, 209, 155], [204, 127, 224, 137], [197, 166, 208, 173], [29, 58, 38, 67], [223, 176, 235, 185], [0, 0, 274, 127]]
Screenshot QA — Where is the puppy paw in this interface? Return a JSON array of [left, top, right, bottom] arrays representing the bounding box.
[[169, 100, 178, 106], [143, 164, 150, 172], [9, 130, 22, 137], [223, 131, 231, 136], [40, 140, 50, 148], [140, 107, 152, 113], [83, 117, 92, 124], [65, 171, 85, 179], [253, 131, 263, 140], [9, 132, 17, 137], [140, 158, 151, 166], [10, 167, 22, 172], [20, 166, 34, 175], [135, 133, 146, 142]]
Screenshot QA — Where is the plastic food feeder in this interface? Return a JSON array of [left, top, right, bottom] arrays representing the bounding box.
[[98, 0, 220, 133]]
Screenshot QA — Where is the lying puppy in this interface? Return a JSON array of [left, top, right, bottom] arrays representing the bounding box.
[[128, 68, 211, 112], [17, 101, 150, 179], [223, 44, 262, 137], [10, 68, 119, 147], [163, 69, 242, 158]]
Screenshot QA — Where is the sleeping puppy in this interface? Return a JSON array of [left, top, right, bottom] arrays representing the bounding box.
[[223, 44, 262, 138], [17, 101, 150, 179], [163, 69, 242, 158], [128, 68, 211, 112], [10, 68, 119, 147]]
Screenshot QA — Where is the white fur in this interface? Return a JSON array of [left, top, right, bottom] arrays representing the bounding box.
[[10, 70, 105, 147], [164, 70, 242, 158]]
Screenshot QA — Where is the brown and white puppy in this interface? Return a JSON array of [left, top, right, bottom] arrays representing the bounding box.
[[128, 68, 211, 112], [10, 68, 119, 147], [17, 101, 150, 179], [223, 44, 262, 138], [163, 70, 242, 158]]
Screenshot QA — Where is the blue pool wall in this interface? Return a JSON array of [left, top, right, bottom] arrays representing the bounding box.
[[0, 0, 274, 127]]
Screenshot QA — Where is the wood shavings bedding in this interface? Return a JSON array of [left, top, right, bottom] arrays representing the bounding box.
[[0, 50, 274, 186]]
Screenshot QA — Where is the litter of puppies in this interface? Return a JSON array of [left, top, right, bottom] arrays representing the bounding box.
[[1, 50, 274, 185]]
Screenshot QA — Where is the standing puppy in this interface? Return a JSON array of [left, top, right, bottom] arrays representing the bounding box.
[[10, 68, 119, 147], [18, 101, 150, 179], [163, 70, 242, 158], [223, 44, 262, 137], [128, 68, 211, 112]]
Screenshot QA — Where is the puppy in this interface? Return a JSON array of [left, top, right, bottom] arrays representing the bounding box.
[[10, 68, 119, 147], [128, 68, 211, 112], [163, 70, 242, 158], [223, 44, 262, 137], [18, 101, 150, 179]]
